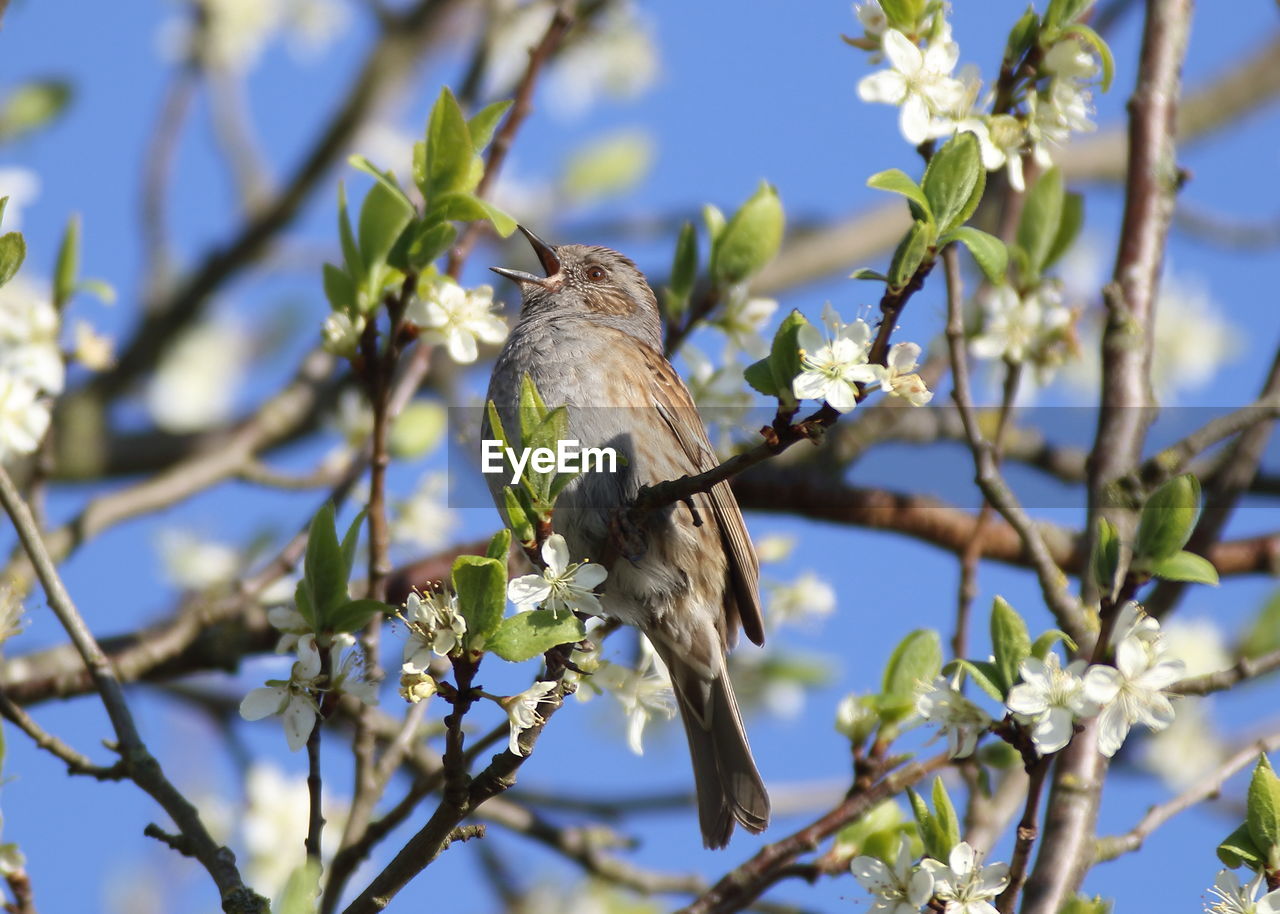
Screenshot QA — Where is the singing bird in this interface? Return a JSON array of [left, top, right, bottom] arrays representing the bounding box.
[[486, 226, 770, 848]]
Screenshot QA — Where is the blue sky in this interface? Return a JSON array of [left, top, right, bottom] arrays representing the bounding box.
[[2, 1, 1280, 912]]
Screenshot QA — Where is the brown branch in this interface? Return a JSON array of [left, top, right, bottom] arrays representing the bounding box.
[[0, 687, 125, 779], [677, 754, 950, 914], [1170, 648, 1280, 696], [1025, 4, 1194, 912], [0, 465, 268, 913], [994, 757, 1050, 914]]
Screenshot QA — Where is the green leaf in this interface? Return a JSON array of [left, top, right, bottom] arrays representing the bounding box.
[[472, 196, 517, 237], [0, 233, 24, 288], [743, 357, 778, 397], [468, 100, 512, 152], [422, 87, 475, 199], [888, 220, 932, 291], [931, 777, 961, 852], [487, 529, 512, 561], [561, 129, 654, 202], [666, 221, 699, 318], [294, 579, 318, 630], [1135, 474, 1201, 561], [322, 264, 355, 314], [850, 267, 890, 282], [0, 79, 72, 142], [53, 214, 81, 308], [1090, 516, 1121, 597], [1218, 821, 1265, 870], [1004, 7, 1040, 67], [922, 131, 984, 233], [0, 197, 7, 227], [767, 309, 811, 408], [1242, 592, 1280, 660], [944, 226, 1007, 284], [1246, 754, 1280, 860], [404, 221, 458, 270], [277, 859, 322, 914], [1148, 550, 1219, 586], [1058, 896, 1114, 914], [1017, 167, 1064, 279], [990, 596, 1033, 694], [878, 0, 925, 30], [867, 168, 932, 223], [833, 800, 909, 864], [702, 204, 726, 244], [906, 782, 953, 862], [488, 609, 587, 662], [1062, 24, 1115, 93], [337, 183, 363, 278], [358, 179, 415, 269], [305, 503, 347, 624], [339, 509, 367, 581], [328, 599, 389, 634], [1031, 629, 1077, 660], [709, 181, 785, 288], [1044, 191, 1084, 271], [452, 555, 507, 645], [502, 487, 535, 543], [945, 659, 1004, 702], [348, 155, 415, 211], [76, 277, 115, 304], [1045, 0, 1092, 29], [882, 629, 942, 700]]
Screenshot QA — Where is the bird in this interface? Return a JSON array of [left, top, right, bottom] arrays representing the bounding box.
[[485, 226, 770, 848]]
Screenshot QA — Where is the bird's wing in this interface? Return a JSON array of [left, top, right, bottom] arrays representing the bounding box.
[[637, 342, 765, 647]]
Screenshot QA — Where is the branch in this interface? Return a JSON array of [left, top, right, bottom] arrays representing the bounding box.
[[0, 686, 125, 779], [0, 465, 268, 913], [1169, 648, 1280, 696]]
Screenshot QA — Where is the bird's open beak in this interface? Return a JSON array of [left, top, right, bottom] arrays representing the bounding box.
[[490, 225, 562, 288]]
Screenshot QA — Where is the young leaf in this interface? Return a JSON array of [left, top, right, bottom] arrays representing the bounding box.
[[944, 226, 1007, 284], [422, 87, 475, 199], [930, 777, 962, 852], [1031, 629, 1077, 660], [1004, 7, 1040, 66], [1044, 191, 1084, 271], [850, 267, 890, 282], [1246, 754, 1280, 858], [1017, 167, 1065, 279], [878, 0, 925, 31], [1217, 821, 1264, 870], [1090, 516, 1121, 597], [743, 357, 779, 397], [404, 221, 458, 270], [702, 204, 726, 244], [337, 183, 363, 278], [54, 214, 81, 308], [1044, 0, 1092, 29], [867, 168, 932, 223], [882, 629, 943, 699], [0, 233, 24, 288], [294, 579, 318, 630], [468, 99, 513, 152], [452, 555, 507, 645], [0, 79, 73, 142], [1062, 24, 1115, 92], [348, 154, 415, 210], [1148, 550, 1219, 586], [921, 131, 984, 233], [328, 599, 390, 634], [304, 503, 347, 624], [1134, 474, 1201, 561], [991, 596, 1032, 693], [709, 181, 785, 287], [487, 609, 587, 663], [340, 509, 368, 581], [487, 528, 512, 561], [945, 659, 1004, 702], [666, 221, 699, 317], [322, 264, 355, 314], [502, 487, 536, 543], [358, 179, 415, 269], [767, 309, 811, 407], [888, 220, 932, 291]]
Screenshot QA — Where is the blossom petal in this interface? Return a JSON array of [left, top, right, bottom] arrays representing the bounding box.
[[858, 70, 907, 105], [542, 534, 571, 575], [239, 686, 288, 721]]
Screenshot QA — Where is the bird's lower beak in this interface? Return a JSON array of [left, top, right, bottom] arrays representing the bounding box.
[[490, 225, 562, 288]]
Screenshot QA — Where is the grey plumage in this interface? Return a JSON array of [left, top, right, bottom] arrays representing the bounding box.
[[485, 228, 770, 847]]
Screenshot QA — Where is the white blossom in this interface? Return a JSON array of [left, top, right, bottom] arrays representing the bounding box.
[[850, 840, 934, 914], [1005, 654, 1094, 754], [862, 341, 933, 405], [970, 281, 1074, 378], [401, 589, 467, 669], [594, 640, 676, 755], [0, 277, 64, 395], [1204, 868, 1280, 914], [147, 318, 249, 433], [502, 680, 559, 755], [158, 529, 241, 590], [715, 290, 777, 359], [858, 29, 966, 146], [545, 5, 658, 117], [391, 474, 456, 551], [0, 167, 40, 230], [158, 0, 348, 72], [1141, 698, 1225, 791], [72, 321, 115, 371], [0, 371, 50, 460], [921, 842, 1009, 914], [792, 315, 876, 412], [767, 571, 837, 627], [1161, 617, 1231, 679], [1083, 635, 1185, 758], [507, 534, 607, 617], [330, 642, 379, 706], [266, 604, 311, 654], [853, 2, 889, 42], [241, 763, 349, 898], [322, 311, 365, 357], [406, 279, 506, 364], [916, 674, 992, 758], [239, 636, 323, 751], [399, 666, 437, 704]]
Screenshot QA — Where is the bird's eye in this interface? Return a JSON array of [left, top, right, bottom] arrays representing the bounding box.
[[586, 266, 607, 282]]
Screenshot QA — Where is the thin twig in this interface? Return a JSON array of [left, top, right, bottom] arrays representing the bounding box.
[[0, 687, 125, 779], [1170, 648, 1280, 696]]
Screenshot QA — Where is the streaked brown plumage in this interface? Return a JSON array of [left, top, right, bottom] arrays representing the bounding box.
[[486, 227, 770, 847]]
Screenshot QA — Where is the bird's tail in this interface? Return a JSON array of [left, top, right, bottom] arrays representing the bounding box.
[[656, 643, 770, 848]]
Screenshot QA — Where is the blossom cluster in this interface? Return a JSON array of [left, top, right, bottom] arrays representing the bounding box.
[[852, 839, 1009, 914], [792, 303, 931, 412], [916, 602, 1185, 760], [0, 279, 63, 461]]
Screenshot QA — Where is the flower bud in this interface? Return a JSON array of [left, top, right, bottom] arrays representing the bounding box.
[[709, 182, 784, 288]]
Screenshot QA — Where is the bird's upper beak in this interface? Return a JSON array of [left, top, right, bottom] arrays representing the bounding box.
[[490, 225, 562, 288]]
